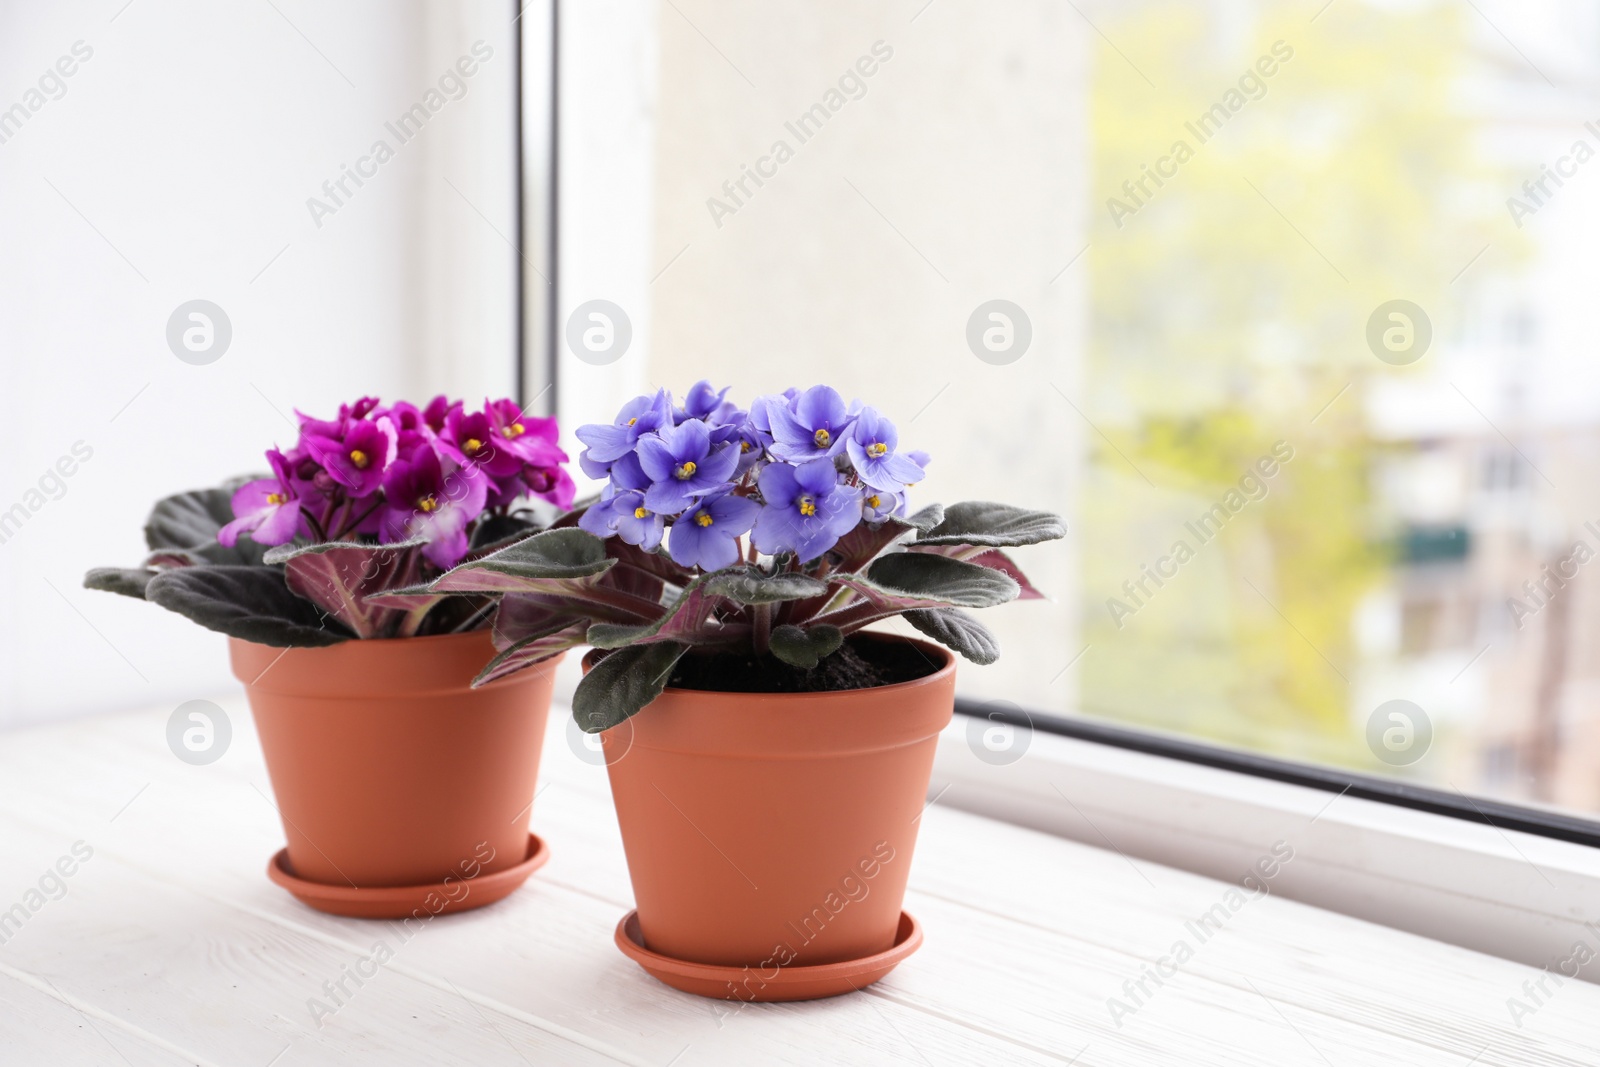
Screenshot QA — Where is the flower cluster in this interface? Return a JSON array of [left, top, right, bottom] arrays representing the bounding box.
[[575, 383, 929, 571], [220, 396, 575, 568]]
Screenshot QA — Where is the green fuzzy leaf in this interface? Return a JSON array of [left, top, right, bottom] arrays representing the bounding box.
[[917, 501, 1066, 548], [584, 576, 739, 649], [144, 482, 270, 566], [145, 566, 351, 647], [911, 545, 1047, 600], [906, 503, 945, 532], [431, 528, 615, 593], [474, 620, 588, 686], [828, 515, 918, 573], [468, 512, 541, 555], [769, 624, 844, 669], [263, 539, 428, 639], [864, 552, 1020, 608], [84, 567, 158, 600], [704, 567, 828, 605], [903, 608, 998, 665], [572, 641, 689, 733]]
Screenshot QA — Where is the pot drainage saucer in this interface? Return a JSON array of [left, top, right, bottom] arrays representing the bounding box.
[[267, 831, 549, 919], [614, 909, 923, 1001]]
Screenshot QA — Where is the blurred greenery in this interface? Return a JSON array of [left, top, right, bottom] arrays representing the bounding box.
[[1079, 1, 1514, 766]]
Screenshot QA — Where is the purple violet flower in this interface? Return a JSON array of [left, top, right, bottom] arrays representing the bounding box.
[[574, 390, 674, 464], [766, 385, 855, 462], [682, 380, 732, 422], [667, 489, 760, 571], [219, 449, 302, 547], [845, 406, 925, 491], [861, 487, 905, 523], [636, 418, 740, 514], [578, 489, 664, 551], [751, 458, 862, 562]]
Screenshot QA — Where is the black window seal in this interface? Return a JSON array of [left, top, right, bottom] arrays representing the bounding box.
[[956, 697, 1600, 849]]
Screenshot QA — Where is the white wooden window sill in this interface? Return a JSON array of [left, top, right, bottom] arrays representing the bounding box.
[[0, 698, 1595, 1066]]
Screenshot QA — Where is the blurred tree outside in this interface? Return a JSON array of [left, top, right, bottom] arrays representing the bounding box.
[[1079, 1, 1512, 767]]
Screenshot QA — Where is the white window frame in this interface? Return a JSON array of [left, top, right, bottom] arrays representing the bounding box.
[[932, 710, 1600, 981]]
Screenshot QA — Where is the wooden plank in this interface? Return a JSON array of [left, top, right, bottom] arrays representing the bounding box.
[[7, 700, 1597, 1065], [0, 816, 629, 1066], [0, 706, 1073, 1066], [904, 806, 1600, 1066], [0, 969, 204, 1067]]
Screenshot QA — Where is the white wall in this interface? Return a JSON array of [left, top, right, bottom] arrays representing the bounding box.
[[0, 0, 522, 727], [553, 0, 661, 449], [643, 1, 1087, 709]]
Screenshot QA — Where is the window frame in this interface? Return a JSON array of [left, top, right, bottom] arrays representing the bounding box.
[[956, 699, 1600, 848]]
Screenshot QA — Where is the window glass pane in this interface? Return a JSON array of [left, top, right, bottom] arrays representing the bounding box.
[[639, 1, 1600, 817]]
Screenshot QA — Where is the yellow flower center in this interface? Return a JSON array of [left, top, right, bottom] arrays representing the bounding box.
[[813, 428, 831, 448], [740, 440, 752, 453], [867, 442, 888, 457], [694, 511, 714, 527], [464, 438, 482, 454], [418, 495, 439, 513], [674, 460, 697, 480], [503, 422, 525, 438], [634, 506, 650, 519], [626, 417, 638, 426], [866, 494, 881, 509], [798, 495, 818, 517], [349, 449, 369, 469], [267, 492, 287, 506]]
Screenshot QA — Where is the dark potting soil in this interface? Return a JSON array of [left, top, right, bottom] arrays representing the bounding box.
[[667, 636, 939, 694]]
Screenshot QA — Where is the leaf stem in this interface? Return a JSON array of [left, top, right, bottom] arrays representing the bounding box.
[[752, 601, 772, 656], [301, 506, 328, 543]]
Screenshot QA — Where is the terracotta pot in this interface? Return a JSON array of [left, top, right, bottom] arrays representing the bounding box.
[[593, 633, 954, 980], [230, 630, 559, 906]]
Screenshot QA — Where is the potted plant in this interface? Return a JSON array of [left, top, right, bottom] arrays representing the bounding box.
[[85, 395, 576, 919], [417, 383, 1063, 999]]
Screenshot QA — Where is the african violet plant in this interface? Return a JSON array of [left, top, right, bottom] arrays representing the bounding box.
[[84, 396, 575, 644], [403, 383, 1065, 731]]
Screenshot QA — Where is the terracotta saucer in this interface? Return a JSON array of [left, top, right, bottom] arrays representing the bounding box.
[[267, 832, 549, 919], [614, 910, 923, 1001]]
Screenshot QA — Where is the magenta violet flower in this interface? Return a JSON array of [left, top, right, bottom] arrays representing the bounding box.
[[378, 447, 487, 568], [668, 489, 760, 571], [441, 406, 518, 478], [487, 401, 567, 466], [751, 458, 862, 562], [522, 464, 577, 510], [302, 416, 397, 498], [423, 395, 458, 434], [636, 417, 741, 514], [218, 449, 302, 547]]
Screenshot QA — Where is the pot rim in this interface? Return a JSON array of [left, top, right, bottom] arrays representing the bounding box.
[[230, 628, 562, 697], [583, 630, 954, 703], [588, 632, 957, 758]]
